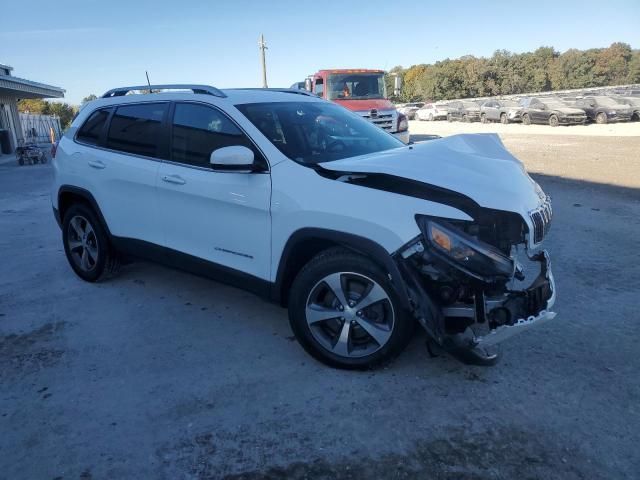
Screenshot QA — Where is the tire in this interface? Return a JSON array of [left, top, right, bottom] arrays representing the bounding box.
[[595, 112, 607, 124], [462, 114, 468, 123], [428, 113, 434, 121], [522, 113, 531, 125], [447, 114, 452, 122], [62, 204, 119, 282], [480, 113, 487, 124], [632, 112, 639, 122], [548, 114, 559, 127], [288, 248, 413, 369], [18, 157, 24, 166], [500, 113, 508, 124]]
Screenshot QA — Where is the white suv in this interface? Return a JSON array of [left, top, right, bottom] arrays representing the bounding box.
[[51, 84, 556, 368]]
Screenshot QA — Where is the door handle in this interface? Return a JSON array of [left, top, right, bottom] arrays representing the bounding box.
[[88, 160, 106, 169], [162, 174, 186, 185]]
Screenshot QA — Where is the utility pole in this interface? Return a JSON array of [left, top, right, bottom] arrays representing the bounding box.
[[258, 34, 268, 88]]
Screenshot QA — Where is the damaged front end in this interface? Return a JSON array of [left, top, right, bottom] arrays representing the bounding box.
[[395, 208, 556, 365]]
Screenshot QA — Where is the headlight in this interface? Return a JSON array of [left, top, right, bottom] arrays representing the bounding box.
[[417, 218, 514, 278]]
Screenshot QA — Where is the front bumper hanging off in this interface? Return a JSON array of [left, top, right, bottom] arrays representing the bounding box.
[[474, 251, 556, 347]]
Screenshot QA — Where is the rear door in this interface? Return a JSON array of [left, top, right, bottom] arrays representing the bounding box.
[[529, 100, 546, 123], [75, 102, 167, 243], [156, 101, 271, 280]]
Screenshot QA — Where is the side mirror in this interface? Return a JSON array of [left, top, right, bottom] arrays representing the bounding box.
[[210, 146, 256, 172]]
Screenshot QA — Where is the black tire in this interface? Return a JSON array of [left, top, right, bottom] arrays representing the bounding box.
[[447, 114, 452, 122], [500, 113, 508, 124], [62, 203, 119, 282], [462, 114, 468, 123], [522, 113, 531, 125], [480, 113, 487, 124], [18, 157, 24, 166], [595, 112, 607, 124], [548, 114, 559, 127], [631, 112, 639, 122], [428, 113, 434, 121], [288, 248, 414, 370]]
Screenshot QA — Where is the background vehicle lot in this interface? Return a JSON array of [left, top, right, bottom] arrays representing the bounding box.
[[1, 125, 640, 478]]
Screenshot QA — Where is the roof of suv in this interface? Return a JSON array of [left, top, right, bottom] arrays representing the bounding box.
[[89, 86, 320, 110]]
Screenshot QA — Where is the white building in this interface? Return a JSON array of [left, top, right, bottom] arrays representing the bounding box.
[[0, 63, 65, 153]]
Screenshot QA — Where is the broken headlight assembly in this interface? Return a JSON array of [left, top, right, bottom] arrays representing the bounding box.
[[416, 217, 515, 279]]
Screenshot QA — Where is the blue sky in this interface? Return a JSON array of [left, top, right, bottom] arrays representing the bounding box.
[[2, 0, 639, 104]]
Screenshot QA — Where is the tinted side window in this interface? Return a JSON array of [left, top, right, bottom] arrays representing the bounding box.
[[106, 103, 167, 158], [77, 109, 110, 145], [171, 103, 259, 168]]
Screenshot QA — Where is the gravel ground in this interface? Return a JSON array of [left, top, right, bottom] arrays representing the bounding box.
[[1, 130, 639, 479]]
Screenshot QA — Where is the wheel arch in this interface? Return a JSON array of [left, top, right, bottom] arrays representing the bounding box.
[[273, 228, 410, 309], [57, 186, 112, 237]]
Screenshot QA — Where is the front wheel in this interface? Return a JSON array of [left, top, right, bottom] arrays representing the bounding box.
[[428, 113, 434, 121], [480, 113, 487, 124], [595, 112, 607, 124], [62, 204, 119, 282], [522, 114, 531, 125], [288, 249, 413, 369], [500, 113, 508, 124], [548, 114, 559, 127]]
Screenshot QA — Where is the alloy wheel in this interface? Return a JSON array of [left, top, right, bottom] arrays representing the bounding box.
[[305, 272, 395, 358], [67, 215, 99, 272]]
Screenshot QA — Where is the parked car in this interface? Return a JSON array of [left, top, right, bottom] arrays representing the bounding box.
[[396, 102, 424, 120], [290, 81, 306, 90], [518, 97, 586, 126], [415, 103, 449, 121], [51, 84, 556, 369], [615, 96, 640, 121], [564, 96, 633, 124], [480, 99, 522, 124], [447, 101, 481, 122]]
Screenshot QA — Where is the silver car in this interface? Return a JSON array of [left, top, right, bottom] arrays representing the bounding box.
[[480, 99, 522, 124]]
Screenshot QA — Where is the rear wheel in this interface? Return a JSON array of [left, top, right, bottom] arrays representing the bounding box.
[[522, 113, 531, 125], [500, 113, 508, 124], [595, 112, 607, 124], [288, 248, 413, 369], [462, 114, 469, 123], [428, 113, 434, 121], [447, 114, 453, 122], [480, 113, 487, 124], [62, 204, 119, 282], [548, 114, 559, 127]]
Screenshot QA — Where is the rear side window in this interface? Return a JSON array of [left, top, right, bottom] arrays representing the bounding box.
[[77, 109, 109, 145], [171, 103, 260, 168], [106, 103, 167, 158]]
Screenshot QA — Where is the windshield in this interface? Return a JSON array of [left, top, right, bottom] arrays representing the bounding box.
[[461, 101, 479, 108], [327, 73, 386, 100], [540, 99, 569, 109], [594, 97, 623, 107], [501, 100, 520, 107], [236, 101, 404, 165]]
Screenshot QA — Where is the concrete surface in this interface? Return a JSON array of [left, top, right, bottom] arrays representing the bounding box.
[[1, 133, 639, 479]]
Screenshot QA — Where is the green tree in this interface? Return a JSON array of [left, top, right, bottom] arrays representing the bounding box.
[[81, 94, 98, 104]]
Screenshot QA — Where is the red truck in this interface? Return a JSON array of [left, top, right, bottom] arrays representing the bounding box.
[[297, 69, 409, 144]]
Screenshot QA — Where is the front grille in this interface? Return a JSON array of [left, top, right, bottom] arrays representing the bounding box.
[[529, 197, 553, 244], [359, 111, 394, 131]]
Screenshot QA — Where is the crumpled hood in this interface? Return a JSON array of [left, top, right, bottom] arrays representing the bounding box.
[[322, 134, 545, 220]]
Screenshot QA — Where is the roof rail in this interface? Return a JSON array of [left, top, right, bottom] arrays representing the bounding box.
[[101, 84, 226, 98], [224, 88, 316, 97]]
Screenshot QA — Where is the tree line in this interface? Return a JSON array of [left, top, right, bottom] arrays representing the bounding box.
[[386, 42, 640, 103], [17, 94, 98, 130]]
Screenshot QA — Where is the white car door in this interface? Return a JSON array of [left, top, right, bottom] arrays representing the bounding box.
[[156, 101, 271, 281], [74, 102, 166, 243]]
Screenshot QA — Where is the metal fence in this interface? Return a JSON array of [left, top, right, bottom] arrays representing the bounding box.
[[19, 113, 62, 144]]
